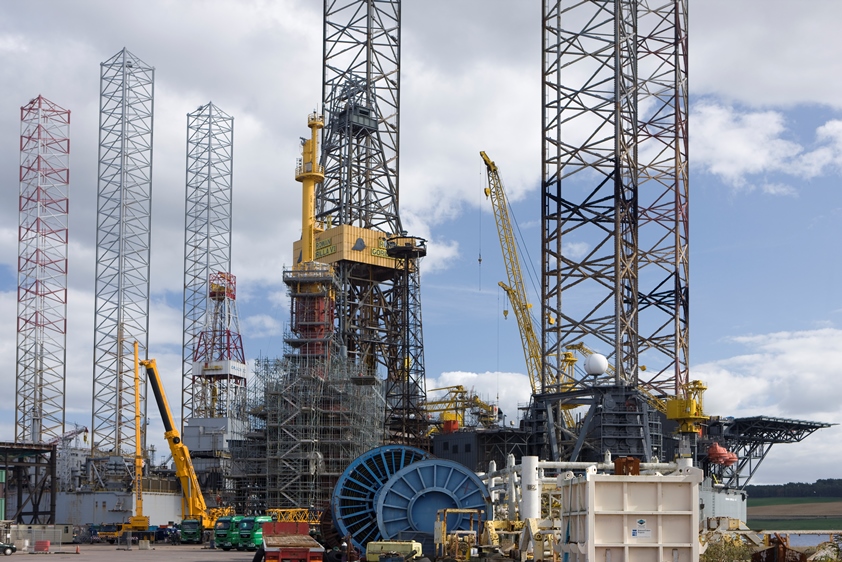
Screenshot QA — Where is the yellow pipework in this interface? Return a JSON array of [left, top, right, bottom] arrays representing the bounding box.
[[295, 113, 325, 266]]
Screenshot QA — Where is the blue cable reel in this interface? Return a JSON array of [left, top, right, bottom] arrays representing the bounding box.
[[375, 458, 489, 550], [331, 445, 431, 552]]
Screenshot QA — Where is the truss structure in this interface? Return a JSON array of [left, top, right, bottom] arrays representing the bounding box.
[[321, 0, 400, 230], [542, 1, 689, 395], [91, 48, 154, 457], [16, 96, 70, 445], [635, 0, 690, 396], [318, 0, 429, 447], [542, 0, 639, 387], [384, 239, 428, 448], [182, 102, 235, 423], [0, 442, 56, 523], [538, 1, 689, 460], [704, 416, 833, 489], [190, 272, 246, 419]]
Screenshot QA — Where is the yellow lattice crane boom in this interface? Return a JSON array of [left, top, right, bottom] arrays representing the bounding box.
[[481, 152, 542, 394], [481, 151, 576, 428]]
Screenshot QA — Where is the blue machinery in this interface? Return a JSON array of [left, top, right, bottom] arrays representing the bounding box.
[[331, 445, 489, 552]]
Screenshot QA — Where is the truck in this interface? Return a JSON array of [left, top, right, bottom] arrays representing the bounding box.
[[180, 519, 203, 544], [97, 522, 155, 544], [141, 358, 233, 541], [262, 522, 324, 562], [215, 515, 244, 551], [238, 515, 274, 551]]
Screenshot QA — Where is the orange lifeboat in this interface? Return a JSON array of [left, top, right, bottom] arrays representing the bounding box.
[[707, 443, 738, 466]]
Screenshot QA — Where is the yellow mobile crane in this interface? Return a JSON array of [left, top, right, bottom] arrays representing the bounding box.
[[480, 151, 576, 427], [99, 344, 156, 544], [140, 357, 232, 542]]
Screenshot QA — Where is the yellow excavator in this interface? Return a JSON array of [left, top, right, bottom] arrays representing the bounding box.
[[140, 356, 233, 543]]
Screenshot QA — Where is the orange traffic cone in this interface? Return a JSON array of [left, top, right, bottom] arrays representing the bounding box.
[[75, 545, 80, 554]]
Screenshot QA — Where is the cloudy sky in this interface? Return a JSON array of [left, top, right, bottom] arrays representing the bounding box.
[[2, 1, 842, 485]]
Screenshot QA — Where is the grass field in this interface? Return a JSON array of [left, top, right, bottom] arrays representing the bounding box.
[[747, 518, 842, 531], [748, 497, 842, 508], [747, 497, 842, 531]]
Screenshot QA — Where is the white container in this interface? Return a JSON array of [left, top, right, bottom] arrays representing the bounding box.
[[554, 466, 703, 562]]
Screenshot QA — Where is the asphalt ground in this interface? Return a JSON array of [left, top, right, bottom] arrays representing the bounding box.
[[20, 542, 262, 561]]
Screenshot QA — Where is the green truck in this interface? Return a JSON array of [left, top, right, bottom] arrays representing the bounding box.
[[237, 515, 273, 551], [180, 519, 203, 544], [214, 515, 244, 551]]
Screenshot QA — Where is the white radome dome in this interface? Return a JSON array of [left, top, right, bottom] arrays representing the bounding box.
[[585, 353, 609, 375]]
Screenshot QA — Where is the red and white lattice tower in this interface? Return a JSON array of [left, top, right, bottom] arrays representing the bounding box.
[[16, 96, 70, 444], [190, 272, 247, 419]]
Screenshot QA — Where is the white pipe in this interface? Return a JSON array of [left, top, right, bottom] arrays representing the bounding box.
[[520, 456, 540, 519], [506, 454, 518, 517]]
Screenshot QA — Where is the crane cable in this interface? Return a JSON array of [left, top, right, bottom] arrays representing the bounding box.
[[478, 165, 483, 291]]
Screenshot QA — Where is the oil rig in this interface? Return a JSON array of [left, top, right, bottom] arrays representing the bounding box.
[[6, 2, 831, 552]]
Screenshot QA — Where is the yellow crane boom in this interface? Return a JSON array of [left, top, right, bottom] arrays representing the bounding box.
[[480, 151, 576, 428], [140, 358, 210, 526], [481, 151, 543, 395]]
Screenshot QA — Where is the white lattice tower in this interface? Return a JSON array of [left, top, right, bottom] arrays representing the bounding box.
[[182, 102, 235, 424], [91, 48, 154, 456]]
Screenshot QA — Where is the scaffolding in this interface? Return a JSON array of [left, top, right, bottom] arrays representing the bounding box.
[[264, 264, 383, 511], [265, 353, 383, 512], [229, 356, 271, 515]]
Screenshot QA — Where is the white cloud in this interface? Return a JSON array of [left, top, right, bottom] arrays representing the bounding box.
[[693, 103, 842, 192], [758, 183, 797, 197], [691, 328, 842, 483], [0, 34, 28, 55], [695, 328, 842, 418], [563, 241, 590, 261], [692, 102, 800, 189], [691, 2, 842, 109], [241, 314, 283, 339]]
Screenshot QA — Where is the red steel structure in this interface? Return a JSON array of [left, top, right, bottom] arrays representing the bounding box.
[[16, 96, 70, 444], [190, 272, 247, 418]]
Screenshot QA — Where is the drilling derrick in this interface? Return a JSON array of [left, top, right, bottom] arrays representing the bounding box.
[[190, 272, 247, 419], [319, 0, 429, 448], [533, 1, 688, 462], [16, 96, 70, 445], [184, 272, 246, 505], [91, 48, 154, 459], [267, 115, 383, 511]]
